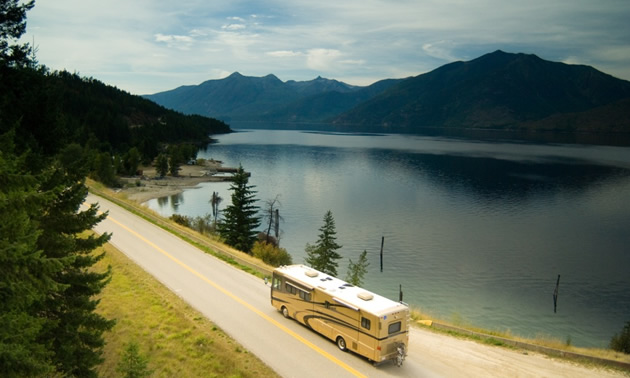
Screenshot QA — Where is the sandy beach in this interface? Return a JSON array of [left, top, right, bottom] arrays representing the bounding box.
[[118, 160, 232, 203]]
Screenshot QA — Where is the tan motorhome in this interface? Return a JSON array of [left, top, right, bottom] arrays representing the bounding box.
[[271, 264, 409, 366]]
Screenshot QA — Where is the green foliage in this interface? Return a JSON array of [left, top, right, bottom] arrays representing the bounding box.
[[34, 152, 115, 377], [0, 0, 35, 67], [346, 250, 370, 286], [155, 153, 168, 177], [168, 145, 183, 176], [170, 213, 191, 227], [92, 151, 120, 187], [171, 213, 214, 235], [116, 342, 152, 378], [0, 66, 230, 185], [122, 147, 141, 176], [0, 131, 57, 376], [305, 210, 342, 276], [610, 321, 630, 354], [252, 241, 293, 267], [217, 165, 260, 254], [0, 130, 115, 376]]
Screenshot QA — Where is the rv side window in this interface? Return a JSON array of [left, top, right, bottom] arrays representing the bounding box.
[[388, 321, 401, 335], [299, 290, 311, 301], [285, 283, 297, 295], [361, 317, 371, 330]]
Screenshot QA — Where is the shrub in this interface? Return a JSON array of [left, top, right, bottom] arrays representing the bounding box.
[[170, 214, 191, 228], [116, 342, 152, 378], [252, 241, 292, 267], [610, 321, 630, 354]]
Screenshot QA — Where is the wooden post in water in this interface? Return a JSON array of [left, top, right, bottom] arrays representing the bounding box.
[[553, 274, 560, 313], [380, 236, 384, 272]]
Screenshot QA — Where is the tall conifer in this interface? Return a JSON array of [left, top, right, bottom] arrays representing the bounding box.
[[305, 210, 343, 276], [217, 165, 260, 253], [0, 131, 59, 376], [35, 145, 115, 377]]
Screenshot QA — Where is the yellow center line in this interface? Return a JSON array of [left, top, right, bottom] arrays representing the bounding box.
[[105, 213, 367, 378]]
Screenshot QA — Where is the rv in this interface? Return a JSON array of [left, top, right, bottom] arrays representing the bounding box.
[[270, 264, 409, 366]]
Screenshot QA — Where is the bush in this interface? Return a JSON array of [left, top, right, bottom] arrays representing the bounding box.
[[170, 214, 191, 228], [252, 241, 292, 267], [610, 321, 630, 354]]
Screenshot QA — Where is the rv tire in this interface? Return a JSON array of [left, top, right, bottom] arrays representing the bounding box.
[[281, 306, 290, 319], [336, 336, 347, 351]]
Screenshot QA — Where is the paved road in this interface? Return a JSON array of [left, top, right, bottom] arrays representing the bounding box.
[[87, 193, 624, 378]]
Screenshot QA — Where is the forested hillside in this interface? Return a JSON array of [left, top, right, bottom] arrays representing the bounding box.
[[1, 66, 231, 164]]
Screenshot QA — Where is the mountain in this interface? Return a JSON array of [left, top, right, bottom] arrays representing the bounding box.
[[331, 50, 630, 134], [144, 73, 402, 125], [145, 51, 630, 140]]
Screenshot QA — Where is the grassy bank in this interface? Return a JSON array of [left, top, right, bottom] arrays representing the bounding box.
[[93, 242, 279, 377]]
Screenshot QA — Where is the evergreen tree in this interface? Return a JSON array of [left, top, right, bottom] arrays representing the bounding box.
[[305, 210, 342, 276], [0, 131, 59, 376], [155, 153, 168, 177], [34, 146, 115, 377], [217, 165, 260, 253], [0, 0, 35, 67], [116, 341, 152, 378], [346, 250, 370, 286]]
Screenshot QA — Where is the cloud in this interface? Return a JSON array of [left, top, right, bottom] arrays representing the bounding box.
[[306, 48, 342, 71], [267, 50, 303, 58], [22, 0, 630, 94], [222, 24, 246, 31]]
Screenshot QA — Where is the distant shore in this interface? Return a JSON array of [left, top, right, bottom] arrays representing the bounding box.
[[118, 160, 230, 203]]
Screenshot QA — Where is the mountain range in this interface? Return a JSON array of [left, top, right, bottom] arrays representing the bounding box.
[[145, 51, 630, 136]]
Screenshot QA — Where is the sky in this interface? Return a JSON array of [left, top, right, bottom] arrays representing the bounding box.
[[22, 0, 630, 95]]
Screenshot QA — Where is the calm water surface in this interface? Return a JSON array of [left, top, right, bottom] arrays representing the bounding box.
[[146, 130, 630, 347]]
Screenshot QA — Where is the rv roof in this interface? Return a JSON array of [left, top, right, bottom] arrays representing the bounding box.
[[274, 264, 407, 316]]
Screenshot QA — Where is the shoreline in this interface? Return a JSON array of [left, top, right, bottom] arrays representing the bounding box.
[[118, 161, 231, 203]]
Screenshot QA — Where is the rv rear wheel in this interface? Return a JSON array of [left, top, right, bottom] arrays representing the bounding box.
[[281, 306, 290, 318], [336, 336, 347, 351]]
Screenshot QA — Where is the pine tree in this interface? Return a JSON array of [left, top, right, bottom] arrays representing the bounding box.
[[0, 0, 35, 67], [155, 153, 168, 177], [34, 145, 115, 377], [217, 165, 260, 253], [0, 131, 59, 376], [116, 341, 152, 378], [346, 250, 370, 286], [305, 210, 342, 276]]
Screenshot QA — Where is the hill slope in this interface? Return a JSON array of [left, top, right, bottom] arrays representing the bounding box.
[[0, 67, 231, 159], [331, 50, 630, 133]]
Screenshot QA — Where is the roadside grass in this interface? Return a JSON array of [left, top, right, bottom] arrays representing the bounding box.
[[93, 241, 279, 377], [88, 181, 630, 372]]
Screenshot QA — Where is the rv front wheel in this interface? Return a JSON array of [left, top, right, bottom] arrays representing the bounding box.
[[336, 336, 347, 351], [281, 306, 290, 318]]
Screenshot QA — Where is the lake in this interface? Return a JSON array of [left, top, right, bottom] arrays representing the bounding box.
[[146, 129, 630, 348]]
